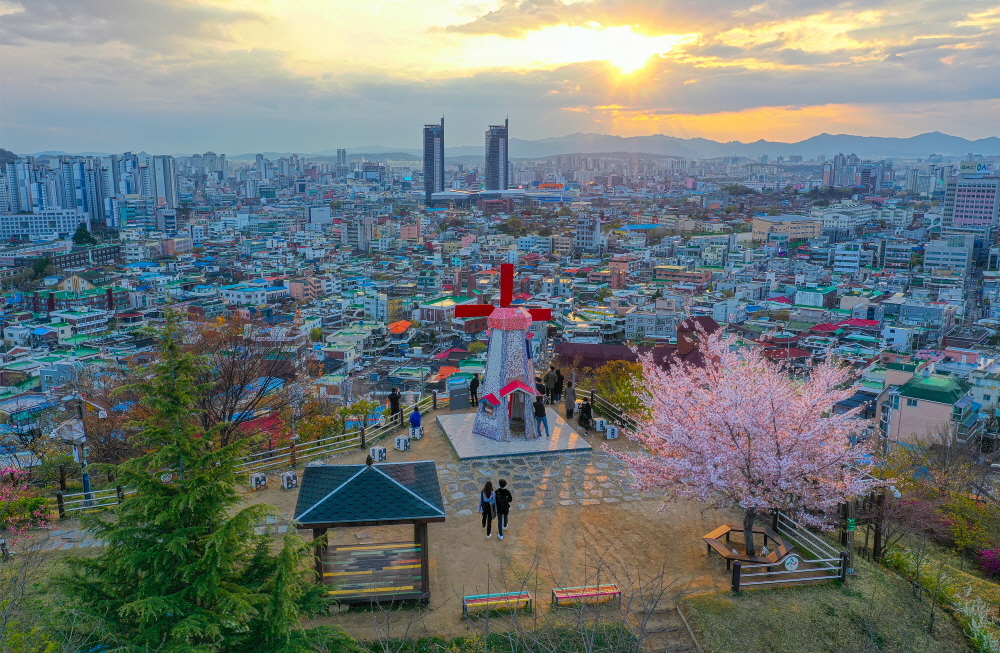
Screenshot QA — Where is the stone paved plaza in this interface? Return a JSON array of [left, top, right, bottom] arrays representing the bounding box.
[[436, 448, 660, 517]]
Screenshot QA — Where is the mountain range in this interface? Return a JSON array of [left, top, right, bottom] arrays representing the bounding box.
[[238, 131, 1000, 161], [19, 131, 1000, 162]]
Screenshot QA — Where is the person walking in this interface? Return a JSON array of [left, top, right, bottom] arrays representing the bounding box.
[[564, 380, 577, 419], [543, 366, 558, 404], [388, 388, 402, 425], [553, 369, 564, 402], [479, 481, 496, 538], [533, 395, 550, 437], [469, 372, 480, 404], [495, 479, 513, 540]]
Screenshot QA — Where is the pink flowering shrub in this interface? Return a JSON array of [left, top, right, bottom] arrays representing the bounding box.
[[979, 549, 1000, 579], [0, 466, 49, 543]]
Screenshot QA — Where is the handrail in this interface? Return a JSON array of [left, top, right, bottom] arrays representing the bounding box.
[[53, 391, 449, 517]]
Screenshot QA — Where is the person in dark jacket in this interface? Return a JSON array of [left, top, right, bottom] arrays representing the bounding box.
[[553, 369, 564, 402], [533, 395, 550, 437], [388, 388, 401, 424], [579, 397, 593, 430], [535, 376, 546, 396], [495, 479, 513, 539], [543, 366, 558, 404], [479, 480, 496, 538], [469, 373, 480, 403]]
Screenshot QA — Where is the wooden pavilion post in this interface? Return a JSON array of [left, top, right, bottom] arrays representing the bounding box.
[[414, 521, 430, 595], [312, 528, 327, 583]]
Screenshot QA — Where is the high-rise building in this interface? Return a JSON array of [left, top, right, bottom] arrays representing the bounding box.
[[943, 164, 999, 233], [151, 155, 178, 208], [337, 149, 347, 166], [423, 117, 445, 204], [484, 119, 509, 190]]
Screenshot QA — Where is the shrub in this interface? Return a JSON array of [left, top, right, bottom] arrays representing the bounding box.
[[979, 549, 1000, 579]]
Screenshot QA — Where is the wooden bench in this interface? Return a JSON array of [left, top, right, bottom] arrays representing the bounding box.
[[703, 525, 794, 570], [552, 584, 621, 606], [462, 591, 533, 616]]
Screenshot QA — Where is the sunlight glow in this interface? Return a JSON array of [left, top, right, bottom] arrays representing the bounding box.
[[458, 25, 699, 74]]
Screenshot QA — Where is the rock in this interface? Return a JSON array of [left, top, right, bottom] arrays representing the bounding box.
[[456, 509, 474, 517]]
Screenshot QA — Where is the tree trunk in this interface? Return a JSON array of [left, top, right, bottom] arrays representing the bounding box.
[[743, 508, 757, 555]]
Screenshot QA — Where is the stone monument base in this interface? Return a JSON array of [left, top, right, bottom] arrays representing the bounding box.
[[436, 408, 592, 461]]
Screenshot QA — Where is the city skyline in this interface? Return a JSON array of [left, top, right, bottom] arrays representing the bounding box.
[[1, 0, 998, 154]]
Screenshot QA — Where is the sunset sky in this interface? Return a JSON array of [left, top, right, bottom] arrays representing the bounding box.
[[1, 0, 998, 154]]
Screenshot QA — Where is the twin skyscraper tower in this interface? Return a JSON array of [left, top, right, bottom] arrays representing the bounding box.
[[423, 118, 509, 203]]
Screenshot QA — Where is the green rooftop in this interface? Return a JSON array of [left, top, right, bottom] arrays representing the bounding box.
[[897, 375, 970, 405]]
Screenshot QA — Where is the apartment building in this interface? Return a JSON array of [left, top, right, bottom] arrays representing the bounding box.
[[751, 215, 821, 242]]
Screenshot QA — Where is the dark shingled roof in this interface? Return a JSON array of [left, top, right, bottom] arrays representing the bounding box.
[[294, 461, 445, 526]]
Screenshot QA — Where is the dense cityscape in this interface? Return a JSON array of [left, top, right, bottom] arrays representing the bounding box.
[[3, 0, 1000, 651]]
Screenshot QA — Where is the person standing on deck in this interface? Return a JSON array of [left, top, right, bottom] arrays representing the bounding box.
[[469, 373, 480, 404], [543, 366, 558, 404], [553, 369, 564, 402], [533, 395, 550, 437], [388, 387, 402, 425], [564, 380, 577, 419]]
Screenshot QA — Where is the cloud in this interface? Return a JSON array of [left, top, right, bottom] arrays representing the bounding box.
[[0, 0, 262, 51], [443, 0, 888, 36], [0, 0, 997, 153]]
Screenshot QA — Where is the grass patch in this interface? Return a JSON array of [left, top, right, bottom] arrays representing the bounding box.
[[684, 558, 972, 653], [358, 624, 639, 653]]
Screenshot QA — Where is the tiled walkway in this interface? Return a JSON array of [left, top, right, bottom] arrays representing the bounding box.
[[436, 449, 660, 517]]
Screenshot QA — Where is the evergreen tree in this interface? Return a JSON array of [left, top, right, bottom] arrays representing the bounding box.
[[71, 223, 98, 246], [61, 313, 331, 652]]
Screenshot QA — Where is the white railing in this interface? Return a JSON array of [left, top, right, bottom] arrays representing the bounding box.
[[54, 392, 447, 517], [731, 511, 848, 593], [57, 486, 135, 517]]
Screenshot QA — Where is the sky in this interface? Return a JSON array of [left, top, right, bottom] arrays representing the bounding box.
[[1, 0, 998, 155]]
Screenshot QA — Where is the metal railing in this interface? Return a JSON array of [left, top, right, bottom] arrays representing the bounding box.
[[731, 511, 848, 593], [589, 392, 642, 432], [54, 392, 448, 518], [56, 486, 134, 518]]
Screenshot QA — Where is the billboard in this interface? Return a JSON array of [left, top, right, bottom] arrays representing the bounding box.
[[960, 161, 995, 174]]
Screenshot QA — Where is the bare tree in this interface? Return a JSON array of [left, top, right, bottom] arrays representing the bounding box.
[[184, 316, 305, 450]]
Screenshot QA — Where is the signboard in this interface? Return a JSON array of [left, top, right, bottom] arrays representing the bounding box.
[[960, 161, 995, 174], [783, 555, 801, 571]]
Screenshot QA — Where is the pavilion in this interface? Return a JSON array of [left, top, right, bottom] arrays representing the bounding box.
[[293, 459, 446, 604]]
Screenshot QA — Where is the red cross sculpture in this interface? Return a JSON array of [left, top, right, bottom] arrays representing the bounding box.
[[454, 263, 552, 322]]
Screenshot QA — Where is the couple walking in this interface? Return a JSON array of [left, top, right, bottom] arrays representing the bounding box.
[[478, 479, 513, 539]]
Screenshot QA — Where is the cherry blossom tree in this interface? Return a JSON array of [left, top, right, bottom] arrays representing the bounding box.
[[617, 329, 881, 553]]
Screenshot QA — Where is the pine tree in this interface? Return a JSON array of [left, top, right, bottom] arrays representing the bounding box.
[[71, 223, 97, 246], [61, 313, 331, 652]]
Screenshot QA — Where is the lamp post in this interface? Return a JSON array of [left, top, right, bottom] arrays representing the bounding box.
[[75, 398, 93, 504], [60, 393, 107, 506]]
